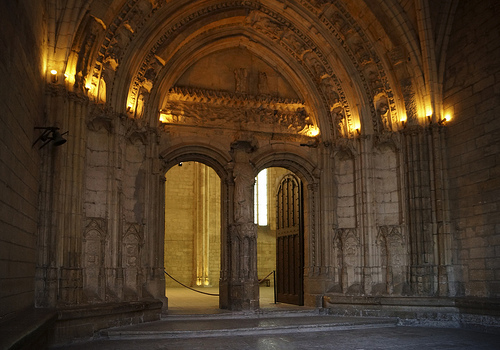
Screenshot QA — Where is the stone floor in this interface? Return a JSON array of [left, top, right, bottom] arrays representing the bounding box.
[[51, 287, 500, 349], [54, 326, 500, 350]]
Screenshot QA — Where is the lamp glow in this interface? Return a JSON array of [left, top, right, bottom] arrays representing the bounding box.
[[426, 107, 433, 117], [50, 70, 58, 83], [308, 126, 320, 137], [159, 110, 173, 123]]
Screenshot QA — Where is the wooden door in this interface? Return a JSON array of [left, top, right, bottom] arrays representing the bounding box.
[[276, 174, 304, 305]]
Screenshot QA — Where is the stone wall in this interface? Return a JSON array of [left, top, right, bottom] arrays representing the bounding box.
[[0, 1, 45, 317], [443, 0, 500, 298], [164, 162, 221, 288]]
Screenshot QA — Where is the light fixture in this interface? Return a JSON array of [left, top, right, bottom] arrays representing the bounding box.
[[32, 127, 68, 149], [439, 113, 452, 125], [50, 70, 58, 83]]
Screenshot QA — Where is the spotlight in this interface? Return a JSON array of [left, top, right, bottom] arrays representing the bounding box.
[[32, 127, 68, 149]]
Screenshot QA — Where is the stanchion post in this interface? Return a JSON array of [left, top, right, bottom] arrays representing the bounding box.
[[273, 270, 277, 304]]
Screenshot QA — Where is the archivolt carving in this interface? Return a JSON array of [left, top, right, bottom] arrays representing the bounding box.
[[127, 2, 353, 138], [312, 0, 399, 133], [161, 87, 313, 135], [87, 0, 399, 137], [401, 78, 418, 123], [89, 0, 163, 106]]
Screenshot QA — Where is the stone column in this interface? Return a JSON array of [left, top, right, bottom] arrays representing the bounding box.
[[400, 124, 452, 296], [228, 141, 258, 310], [36, 86, 88, 307]]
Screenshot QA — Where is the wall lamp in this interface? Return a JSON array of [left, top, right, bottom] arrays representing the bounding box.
[[33, 127, 68, 149]]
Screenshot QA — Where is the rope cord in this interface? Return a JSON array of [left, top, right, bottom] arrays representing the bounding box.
[[164, 270, 219, 296], [164, 269, 275, 296], [258, 270, 274, 284]]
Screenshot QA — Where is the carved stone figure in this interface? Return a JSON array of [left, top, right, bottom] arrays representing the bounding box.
[[246, 11, 284, 39], [144, 56, 164, 84], [321, 77, 341, 107], [333, 108, 346, 138], [282, 30, 306, 55], [135, 92, 146, 119], [377, 102, 390, 132], [234, 68, 248, 93], [303, 52, 327, 80], [106, 25, 133, 67]]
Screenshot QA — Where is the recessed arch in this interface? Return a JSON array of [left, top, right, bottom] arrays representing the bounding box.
[[106, 1, 385, 141], [251, 150, 317, 186], [150, 33, 331, 139], [160, 144, 231, 181]]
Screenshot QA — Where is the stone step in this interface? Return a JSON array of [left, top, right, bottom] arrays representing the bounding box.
[[163, 307, 322, 321], [102, 314, 398, 340]]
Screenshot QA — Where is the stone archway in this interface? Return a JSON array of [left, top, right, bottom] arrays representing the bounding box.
[[164, 161, 221, 294], [160, 146, 232, 309], [252, 151, 323, 307]]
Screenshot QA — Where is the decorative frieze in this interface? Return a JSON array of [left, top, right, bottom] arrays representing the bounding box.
[[160, 86, 314, 135]]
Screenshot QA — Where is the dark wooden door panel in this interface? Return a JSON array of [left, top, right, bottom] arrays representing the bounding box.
[[276, 175, 303, 305]]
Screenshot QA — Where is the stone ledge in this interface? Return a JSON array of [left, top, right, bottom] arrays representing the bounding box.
[[0, 308, 57, 350], [51, 299, 163, 346], [323, 295, 500, 334]]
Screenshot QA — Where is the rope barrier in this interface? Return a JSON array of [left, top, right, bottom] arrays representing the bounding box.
[[164, 270, 219, 296], [258, 270, 274, 284], [164, 269, 276, 301]]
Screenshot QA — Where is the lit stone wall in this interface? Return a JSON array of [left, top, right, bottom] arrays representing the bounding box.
[[335, 155, 356, 229], [164, 162, 221, 288], [0, 1, 45, 317], [373, 145, 400, 226], [443, 0, 500, 298]]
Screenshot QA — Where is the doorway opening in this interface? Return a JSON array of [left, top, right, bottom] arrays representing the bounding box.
[[256, 167, 304, 307], [164, 161, 221, 311]]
